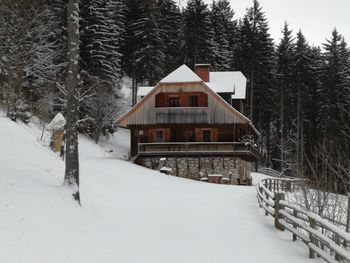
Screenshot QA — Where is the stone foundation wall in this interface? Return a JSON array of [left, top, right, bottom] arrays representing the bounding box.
[[137, 156, 252, 185]]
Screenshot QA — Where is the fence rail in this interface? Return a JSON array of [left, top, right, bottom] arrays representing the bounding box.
[[258, 167, 283, 178], [257, 178, 350, 263]]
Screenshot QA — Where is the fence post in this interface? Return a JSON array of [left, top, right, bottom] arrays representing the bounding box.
[[309, 218, 316, 259], [258, 186, 262, 208], [286, 181, 291, 192], [334, 233, 341, 261], [265, 191, 269, 216], [346, 193, 350, 234], [274, 192, 285, 231], [293, 209, 297, 241], [345, 193, 350, 248]]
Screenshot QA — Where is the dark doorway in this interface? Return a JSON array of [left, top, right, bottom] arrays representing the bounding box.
[[156, 130, 164, 142], [169, 97, 179, 107], [190, 95, 199, 107], [202, 130, 211, 142]]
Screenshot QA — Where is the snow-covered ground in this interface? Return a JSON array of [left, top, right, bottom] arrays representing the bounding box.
[[0, 114, 322, 263]]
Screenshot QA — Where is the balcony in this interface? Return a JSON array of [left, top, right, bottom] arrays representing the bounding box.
[[155, 107, 208, 123], [138, 142, 259, 161]]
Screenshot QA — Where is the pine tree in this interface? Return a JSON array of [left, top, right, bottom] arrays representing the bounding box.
[[133, 2, 166, 85], [183, 0, 215, 69], [210, 0, 236, 71], [155, 0, 183, 75], [47, 0, 67, 80], [276, 22, 295, 173], [122, 0, 167, 104], [307, 46, 323, 144], [234, 0, 275, 121], [320, 30, 350, 139], [292, 31, 322, 175], [121, 0, 140, 105], [234, 0, 275, 167], [79, 0, 125, 142], [0, 0, 65, 120], [81, 0, 125, 89], [0, 0, 28, 117]]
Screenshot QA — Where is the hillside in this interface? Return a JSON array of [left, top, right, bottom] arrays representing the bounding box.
[[0, 114, 322, 263]]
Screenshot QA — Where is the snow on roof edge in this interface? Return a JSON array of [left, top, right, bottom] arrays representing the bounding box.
[[160, 64, 203, 83]]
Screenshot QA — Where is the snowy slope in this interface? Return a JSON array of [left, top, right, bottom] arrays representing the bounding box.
[[0, 115, 321, 263]]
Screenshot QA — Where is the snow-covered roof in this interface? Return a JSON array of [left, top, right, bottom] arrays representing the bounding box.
[[160, 64, 202, 83], [136, 66, 247, 99], [205, 82, 233, 93], [47, 113, 66, 131], [207, 72, 247, 99], [138, 86, 154, 97]]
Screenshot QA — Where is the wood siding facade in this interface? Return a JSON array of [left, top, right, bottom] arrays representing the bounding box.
[[117, 82, 250, 127]]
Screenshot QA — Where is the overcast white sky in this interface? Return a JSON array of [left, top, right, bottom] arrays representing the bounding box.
[[197, 0, 350, 47]]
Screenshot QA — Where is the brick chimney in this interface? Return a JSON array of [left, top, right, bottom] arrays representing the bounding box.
[[194, 64, 210, 82]]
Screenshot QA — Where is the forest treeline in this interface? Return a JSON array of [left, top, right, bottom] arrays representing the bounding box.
[[0, 0, 349, 191]]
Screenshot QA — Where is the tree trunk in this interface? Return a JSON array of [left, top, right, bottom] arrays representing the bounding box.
[[249, 66, 254, 122], [132, 73, 136, 106], [280, 84, 284, 173], [64, 0, 80, 204], [296, 80, 300, 177]]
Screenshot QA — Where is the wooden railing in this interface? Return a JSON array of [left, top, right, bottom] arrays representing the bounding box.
[[155, 107, 208, 123], [258, 167, 283, 178], [138, 142, 259, 160], [257, 178, 350, 263], [259, 178, 305, 192]]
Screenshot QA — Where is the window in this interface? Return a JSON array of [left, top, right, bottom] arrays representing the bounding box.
[[190, 95, 199, 107], [156, 130, 164, 142], [202, 130, 211, 142], [169, 97, 179, 107]]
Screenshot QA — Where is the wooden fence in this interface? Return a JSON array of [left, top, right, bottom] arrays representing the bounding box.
[[257, 178, 350, 263], [258, 167, 283, 178]]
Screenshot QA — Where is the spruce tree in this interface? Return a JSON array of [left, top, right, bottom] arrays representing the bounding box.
[[276, 22, 295, 172], [183, 0, 215, 69], [121, 0, 142, 105], [292, 31, 324, 175], [234, 0, 275, 121], [155, 0, 183, 75], [45, 0, 67, 115], [122, 0, 169, 103], [79, 0, 125, 142], [81, 0, 125, 89], [0, 0, 65, 120], [210, 0, 236, 71], [133, 1, 166, 85], [320, 30, 350, 139], [234, 0, 275, 167]]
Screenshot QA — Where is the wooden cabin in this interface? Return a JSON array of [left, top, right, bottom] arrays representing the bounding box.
[[116, 64, 259, 184]]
